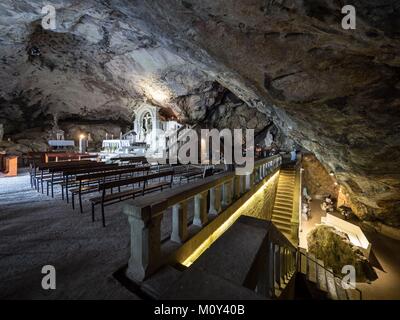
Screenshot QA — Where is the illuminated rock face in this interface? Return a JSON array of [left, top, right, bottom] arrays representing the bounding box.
[[0, 1, 399, 227], [307, 225, 377, 282]]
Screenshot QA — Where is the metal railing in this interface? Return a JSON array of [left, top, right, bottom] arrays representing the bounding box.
[[297, 250, 363, 300]]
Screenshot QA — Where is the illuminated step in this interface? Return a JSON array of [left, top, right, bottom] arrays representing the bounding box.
[[275, 194, 293, 200], [273, 206, 292, 213], [272, 215, 291, 224], [274, 205, 293, 213], [277, 184, 294, 188], [272, 221, 291, 232], [274, 200, 293, 207], [277, 185, 294, 189], [272, 210, 292, 218]]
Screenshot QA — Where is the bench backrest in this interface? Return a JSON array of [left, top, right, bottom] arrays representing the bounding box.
[[99, 170, 174, 191], [76, 166, 150, 181], [38, 160, 94, 170], [62, 164, 119, 175], [47, 162, 107, 173]]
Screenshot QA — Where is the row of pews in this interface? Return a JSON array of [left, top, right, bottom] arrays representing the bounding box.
[[28, 157, 220, 227]]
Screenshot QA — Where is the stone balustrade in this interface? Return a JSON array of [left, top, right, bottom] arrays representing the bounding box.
[[123, 155, 282, 283]]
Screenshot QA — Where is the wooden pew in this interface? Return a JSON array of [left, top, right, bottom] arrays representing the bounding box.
[[34, 160, 100, 193], [90, 170, 174, 227], [45, 162, 116, 198], [71, 165, 151, 212], [60, 163, 121, 202]]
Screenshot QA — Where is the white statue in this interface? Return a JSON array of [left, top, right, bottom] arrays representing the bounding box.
[[264, 131, 273, 148]]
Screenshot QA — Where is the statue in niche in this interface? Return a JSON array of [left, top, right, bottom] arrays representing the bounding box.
[[264, 130, 274, 148], [142, 112, 152, 134]]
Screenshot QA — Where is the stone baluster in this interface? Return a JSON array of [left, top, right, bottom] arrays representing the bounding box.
[[171, 200, 188, 243], [250, 172, 255, 188], [245, 173, 251, 191], [193, 191, 208, 227], [274, 244, 280, 288], [124, 206, 162, 282], [241, 175, 246, 194], [222, 179, 233, 208], [267, 241, 276, 298], [209, 185, 222, 215], [233, 175, 241, 199]]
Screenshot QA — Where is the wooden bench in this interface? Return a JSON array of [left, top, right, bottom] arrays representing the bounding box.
[[34, 160, 101, 194], [90, 170, 174, 227], [44, 162, 114, 197], [70, 165, 151, 212], [60, 163, 122, 202]]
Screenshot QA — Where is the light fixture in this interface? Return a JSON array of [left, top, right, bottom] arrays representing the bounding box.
[[330, 171, 335, 176]]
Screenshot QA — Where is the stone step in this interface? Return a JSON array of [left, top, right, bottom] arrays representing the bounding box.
[[276, 189, 293, 195], [273, 206, 293, 214], [316, 259, 328, 292], [278, 181, 294, 188], [275, 194, 293, 200], [277, 187, 294, 193], [326, 268, 339, 300], [274, 202, 293, 209], [279, 176, 295, 180], [307, 253, 317, 283], [278, 178, 295, 182], [277, 185, 294, 190], [280, 174, 295, 178], [275, 199, 293, 205], [272, 213, 292, 221], [272, 220, 291, 232], [281, 170, 295, 174], [272, 215, 291, 224], [275, 197, 293, 203], [272, 208, 292, 216]]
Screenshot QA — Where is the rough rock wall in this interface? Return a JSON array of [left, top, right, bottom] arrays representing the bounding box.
[[133, 0, 400, 227], [0, 1, 399, 227], [302, 153, 338, 198]]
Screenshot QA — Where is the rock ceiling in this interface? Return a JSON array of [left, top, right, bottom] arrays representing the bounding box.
[[0, 0, 399, 226]]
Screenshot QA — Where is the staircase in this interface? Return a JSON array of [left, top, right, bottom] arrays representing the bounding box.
[[272, 167, 296, 238], [297, 248, 361, 300]]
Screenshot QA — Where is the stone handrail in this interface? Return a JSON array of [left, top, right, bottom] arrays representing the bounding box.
[[123, 155, 282, 283]]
